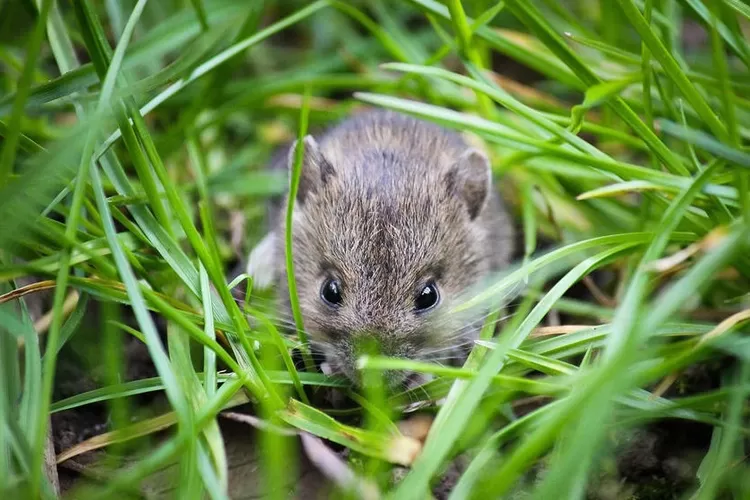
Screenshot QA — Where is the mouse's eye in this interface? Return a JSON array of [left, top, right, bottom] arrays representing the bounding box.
[[415, 281, 440, 312], [321, 278, 343, 306]]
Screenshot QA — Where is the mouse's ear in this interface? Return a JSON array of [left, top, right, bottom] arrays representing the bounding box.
[[445, 148, 491, 220], [289, 135, 334, 203]]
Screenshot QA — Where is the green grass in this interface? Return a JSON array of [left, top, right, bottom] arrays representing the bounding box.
[[1, 0, 749, 498]]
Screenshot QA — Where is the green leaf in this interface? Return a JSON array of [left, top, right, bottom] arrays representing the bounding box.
[[569, 76, 640, 133]]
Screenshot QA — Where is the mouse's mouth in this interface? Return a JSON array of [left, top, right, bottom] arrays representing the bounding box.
[[319, 351, 434, 394], [401, 371, 433, 391], [311, 340, 444, 395]]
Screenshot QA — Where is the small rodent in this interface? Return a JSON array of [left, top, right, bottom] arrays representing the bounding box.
[[247, 110, 514, 387]]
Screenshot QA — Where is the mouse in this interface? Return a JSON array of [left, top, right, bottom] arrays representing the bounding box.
[[246, 110, 515, 388]]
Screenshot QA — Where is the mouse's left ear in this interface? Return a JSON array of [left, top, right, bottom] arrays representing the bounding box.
[[445, 148, 491, 220], [289, 135, 335, 204]]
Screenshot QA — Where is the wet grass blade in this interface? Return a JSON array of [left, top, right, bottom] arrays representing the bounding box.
[[285, 89, 315, 373]]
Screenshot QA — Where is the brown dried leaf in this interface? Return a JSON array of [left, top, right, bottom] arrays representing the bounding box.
[[649, 226, 729, 273], [698, 308, 750, 346], [0, 279, 56, 305], [530, 325, 597, 337], [56, 412, 177, 464], [396, 414, 434, 443]]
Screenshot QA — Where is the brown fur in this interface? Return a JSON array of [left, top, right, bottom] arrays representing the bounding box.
[[263, 111, 514, 386]]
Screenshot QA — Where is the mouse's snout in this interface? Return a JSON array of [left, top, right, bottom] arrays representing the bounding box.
[[349, 329, 410, 360], [325, 328, 417, 387], [350, 337, 414, 390]]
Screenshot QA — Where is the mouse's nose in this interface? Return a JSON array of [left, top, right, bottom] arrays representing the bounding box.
[[348, 332, 412, 388], [351, 329, 405, 357], [351, 330, 395, 358]]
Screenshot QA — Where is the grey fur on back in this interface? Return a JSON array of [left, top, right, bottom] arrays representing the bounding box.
[[253, 110, 514, 385]]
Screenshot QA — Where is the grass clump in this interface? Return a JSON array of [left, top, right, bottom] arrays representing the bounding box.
[[1, 0, 749, 498]]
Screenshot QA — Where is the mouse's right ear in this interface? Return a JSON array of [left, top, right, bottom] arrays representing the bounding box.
[[289, 135, 335, 203]]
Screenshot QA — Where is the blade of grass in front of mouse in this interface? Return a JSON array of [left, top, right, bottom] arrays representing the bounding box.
[[285, 87, 316, 374]]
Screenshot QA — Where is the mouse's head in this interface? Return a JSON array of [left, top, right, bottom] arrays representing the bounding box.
[[276, 134, 505, 389]]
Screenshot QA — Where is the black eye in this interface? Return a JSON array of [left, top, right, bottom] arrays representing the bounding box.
[[320, 278, 343, 306], [415, 281, 439, 312]]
